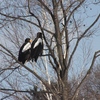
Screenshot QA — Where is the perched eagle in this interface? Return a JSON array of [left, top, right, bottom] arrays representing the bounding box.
[[31, 32, 43, 62], [18, 38, 32, 64]]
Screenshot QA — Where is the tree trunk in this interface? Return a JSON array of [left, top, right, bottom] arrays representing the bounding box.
[[59, 72, 68, 100], [62, 85, 68, 100]]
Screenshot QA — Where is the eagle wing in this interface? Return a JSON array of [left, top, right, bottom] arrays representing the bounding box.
[[22, 42, 31, 52], [33, 38, 42, 48]]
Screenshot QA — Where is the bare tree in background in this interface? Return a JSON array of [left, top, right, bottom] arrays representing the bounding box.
[[0, 0, 100, 100], [76, 64, 100, 100]]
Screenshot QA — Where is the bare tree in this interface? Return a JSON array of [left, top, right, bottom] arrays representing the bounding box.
[[0, 0, 100, 100], [75, 64, 100, 100]]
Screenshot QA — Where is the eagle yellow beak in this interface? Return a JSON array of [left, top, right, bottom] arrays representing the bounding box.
[[30, 39, 32, 43]]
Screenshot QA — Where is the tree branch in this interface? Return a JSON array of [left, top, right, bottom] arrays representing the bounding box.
[[0, 12, 54, 35], [0, 66, 19, 82], [0, 44, 50, 90], [62, 0, 85, 34], [0, 88, 53, 94], [60, 0, 69, 64], [67, 14, 100, 70], [37, 0, 54, 20], [79, 14, 100, 40], [1, 92, 15, 100]]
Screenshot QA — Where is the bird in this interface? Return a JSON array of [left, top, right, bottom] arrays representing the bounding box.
[[31, 32, 43, 62], [18, 38, 32, 64]]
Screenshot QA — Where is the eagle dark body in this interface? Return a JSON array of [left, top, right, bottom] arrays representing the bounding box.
[[18, 38, 32, 64], [31, 32, 43, 62]]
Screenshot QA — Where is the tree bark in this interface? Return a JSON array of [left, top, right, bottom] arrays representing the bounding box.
[[61, 72, 68, 100]]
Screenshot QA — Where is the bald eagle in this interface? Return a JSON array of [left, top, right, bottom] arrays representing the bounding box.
[[18, 38, 32, 64], [31, 32, 43, 62]]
